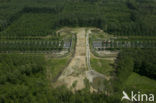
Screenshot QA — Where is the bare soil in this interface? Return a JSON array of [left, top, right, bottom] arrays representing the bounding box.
[[54, 28, 87, 91]]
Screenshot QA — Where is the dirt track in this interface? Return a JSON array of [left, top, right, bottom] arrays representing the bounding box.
[[55, 28, 87, 91], [55, 28, 108, 92]]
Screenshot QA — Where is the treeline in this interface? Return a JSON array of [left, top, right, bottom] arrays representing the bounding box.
[[22, 7, 63, 14], [54, 13, 156, 36], [0, 13, 58, 37], [55, 0, 156, 35], [0, 7, 63, 33], [93, 40, 156, 50], [0, 31, 61, 39], [115, 49, 156, 82], [1, 0, 156, 36], [0, 40, 64, 52]]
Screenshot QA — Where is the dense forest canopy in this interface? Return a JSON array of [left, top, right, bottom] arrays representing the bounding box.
[[115, 49, 156, 80], [0, 0, 156, 36]]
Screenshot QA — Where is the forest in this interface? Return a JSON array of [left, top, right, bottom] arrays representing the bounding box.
[[115, 49, 156, 81], [0, 0, 156, 36], [113, 48, 156, 97], [0, 0, 156, 103]]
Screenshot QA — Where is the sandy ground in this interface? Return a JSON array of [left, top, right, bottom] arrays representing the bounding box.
[[91, 52, 117, 61], [45, 50, 68, 58], [96, 50, 118, 55], [54, 27, 112, 92], [55, 28, 87, 91], [96, 50, 118, 59]]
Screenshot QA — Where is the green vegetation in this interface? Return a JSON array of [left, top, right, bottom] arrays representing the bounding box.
[[0, 54, 48, 103], [1, 0, 156, 36], [90, 31, 114, 41], [116, 49, 156, 80], [0, 0, 156, 102], [91, 58, 114, 76], [0, 40, 64, 53], [1, 13, 56, 37], [0, 54, 121, 103], [124, 72, 156, 93], [47, 57, 70, 81]]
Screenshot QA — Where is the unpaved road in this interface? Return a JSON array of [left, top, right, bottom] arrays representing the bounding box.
[[55, 28, 87, 91], [86, 29, 92, 70], [55, 28, 107, 91], [85, 29, 108, 86]]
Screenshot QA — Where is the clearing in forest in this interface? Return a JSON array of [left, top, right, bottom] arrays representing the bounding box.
[[55, 27, 109, 92]]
